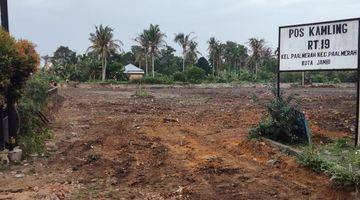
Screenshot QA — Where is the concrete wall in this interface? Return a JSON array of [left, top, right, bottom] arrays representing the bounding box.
[[129, 74, 143, 80]]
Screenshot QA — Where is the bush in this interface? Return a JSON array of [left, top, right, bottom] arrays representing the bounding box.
[[311, 73, 328, 83], [332, 77, 341, 84], [252, 86, 308, 144], [17, 72, 56, 155], [238, 69, 254, 82], [185, 66, 206, 84], [0, 29, 17, 104], [173, 71, 186, 82]]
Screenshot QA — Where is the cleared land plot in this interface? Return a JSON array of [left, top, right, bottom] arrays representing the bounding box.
[[0, 84, 356, 199]]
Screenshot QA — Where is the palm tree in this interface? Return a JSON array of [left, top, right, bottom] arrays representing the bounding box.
[[208, 37, 218, 76], [187, 41, 201, 66], [214, 42, 225, 74], [132, 45, 147, 70], [174, 32, 195, 72], [135, 32, 150, 76], [248, 38, 267, 79], [146, 24, 166, 77], [88, 25, 122, 81]]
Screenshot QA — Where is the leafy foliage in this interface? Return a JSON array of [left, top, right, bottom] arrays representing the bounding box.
[[88, 25, 122, 81], [185, 66, 206, 84], [0, 29, 17, 104], [173, 72, 186, 82], [17, 72, 56, 155], [252, 87, 307, 144], [7, 40, 40, 103], [298, 138, 360, 187], [196, 57, 211, 75]]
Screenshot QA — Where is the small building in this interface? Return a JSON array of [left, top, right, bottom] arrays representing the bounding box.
[[124, 64, 144, 80]]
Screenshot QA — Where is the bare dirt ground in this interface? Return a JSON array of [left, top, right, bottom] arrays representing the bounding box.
[[0, 83, 357, 199]]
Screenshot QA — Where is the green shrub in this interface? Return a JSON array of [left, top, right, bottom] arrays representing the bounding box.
[[311, 73, 328, 83], [332, 77, 341, 84], [18, 129, 52, 156], [173, 71, 186, 82], [185, 66, 206, 84], [238, 69, 254, 82], [17, 72, 56, 156], [252, 86, 308, 144]]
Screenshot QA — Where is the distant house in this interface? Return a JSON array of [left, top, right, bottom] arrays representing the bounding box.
[[124, 64, 144, 80]]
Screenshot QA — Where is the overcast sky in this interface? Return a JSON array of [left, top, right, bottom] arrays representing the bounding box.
[[7, 0, 360, 58]]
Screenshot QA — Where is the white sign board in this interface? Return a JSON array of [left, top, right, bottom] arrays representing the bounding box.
[[279, 19, 359, 71]]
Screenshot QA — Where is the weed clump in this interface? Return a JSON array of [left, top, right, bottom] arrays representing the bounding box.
[[251, 86, 309, 144], [298, 138, 360, 188]]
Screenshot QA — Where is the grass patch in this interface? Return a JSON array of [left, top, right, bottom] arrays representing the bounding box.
[[18, 129, 53, 157], [71, 181, 103, 199], [298, 138, 360, 188], [0, 163, 9, 171], [134, 88, 151, 98]]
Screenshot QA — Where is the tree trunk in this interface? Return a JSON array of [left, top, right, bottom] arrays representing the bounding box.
[[212, 56, 215, 76], [218, 55, 221, 74], [145, 52, 148, 76], [301, 72, 305, 86], [255, 63, 259, 80], [101, 54, 107, 81], [152, 54, 155, 78], [7, 101, 18, 150], [0, 105, 4, 150], [183, 49, 186, 72]]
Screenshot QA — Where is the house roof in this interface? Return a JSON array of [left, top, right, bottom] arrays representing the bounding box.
[[124, 64, 144, 74]]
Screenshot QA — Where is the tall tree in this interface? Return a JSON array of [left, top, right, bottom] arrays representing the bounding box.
[[223, 41, 248, 71], [146, 24, 166, 77], [135, 32, 150, 75], [248, 38, 270, 79], [131, 45, 147, 70], [174, 32, 195, 72], [207, 37, 218, 76], [186, 41, 201, 66], [196, 57, 211, 75], [214, 42, 225, 74], [52, 46, 76, 66], [156, 46, 182, 75], [88, 25, 122, 81]]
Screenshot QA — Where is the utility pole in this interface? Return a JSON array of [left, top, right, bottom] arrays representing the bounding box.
[[0, 0, 9, 31], [0, 0, 8, 150]]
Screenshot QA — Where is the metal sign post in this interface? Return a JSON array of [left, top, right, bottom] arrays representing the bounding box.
[[277, 18, 360, 147], [357, 21, 360, 147]]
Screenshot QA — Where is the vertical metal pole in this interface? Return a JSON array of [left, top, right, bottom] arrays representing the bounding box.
[[356, 68, 359, 147], [277, 27, 281, 98], [356, 19, 360, 147]]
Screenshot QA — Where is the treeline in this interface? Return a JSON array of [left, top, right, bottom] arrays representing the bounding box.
[[46, 24, 356, 84]]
